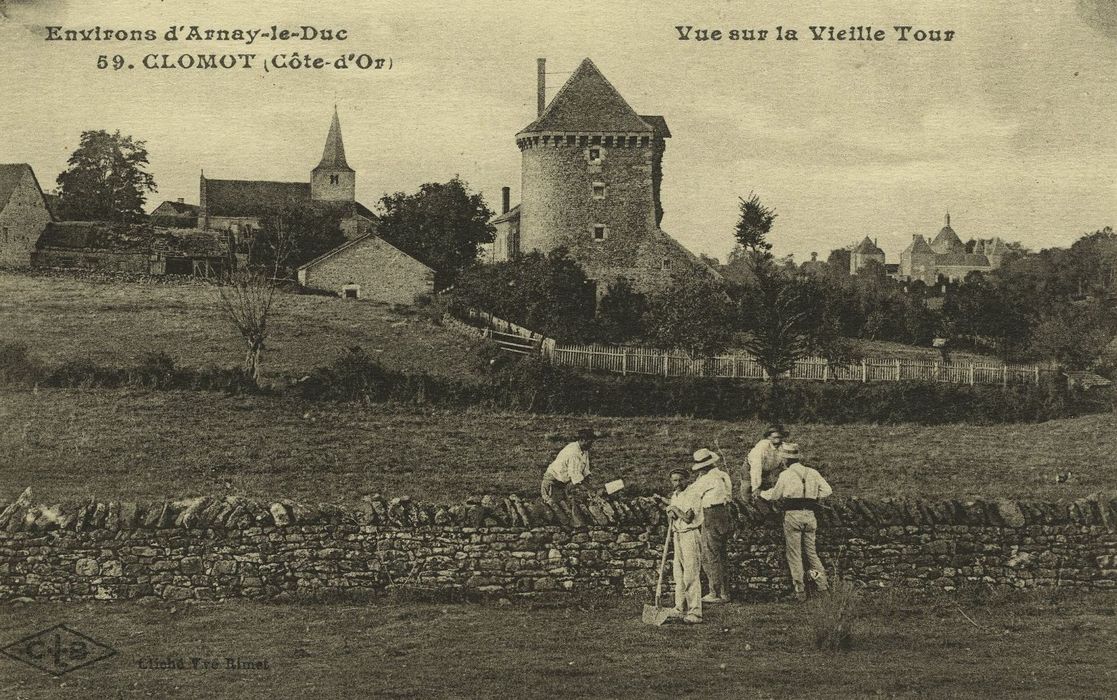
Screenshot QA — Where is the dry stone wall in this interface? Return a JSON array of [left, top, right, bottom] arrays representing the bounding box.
[[1, 492, 1114, 603]]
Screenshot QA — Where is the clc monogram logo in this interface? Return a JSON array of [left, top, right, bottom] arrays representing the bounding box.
[[2, 624, 117, 676]]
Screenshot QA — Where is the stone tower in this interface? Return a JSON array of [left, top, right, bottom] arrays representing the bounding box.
[[516, 58, 671, 282], [310, 107, 356, 202]]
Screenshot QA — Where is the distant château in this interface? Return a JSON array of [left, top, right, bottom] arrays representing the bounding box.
[[899, 213, 1007, 283]]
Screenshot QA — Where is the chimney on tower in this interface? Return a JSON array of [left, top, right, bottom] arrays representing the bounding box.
[[537, 58, 546, 117], [501, 187, 510, 214]]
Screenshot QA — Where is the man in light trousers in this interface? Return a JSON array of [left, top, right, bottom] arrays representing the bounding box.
[[658, 468, 704, 624], [759, 443, 832, 601]]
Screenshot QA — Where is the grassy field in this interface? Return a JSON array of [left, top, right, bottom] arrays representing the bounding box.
[[2, 389, 1114, 505], [0, 591, 1113, 698], [847, 338, 1004, 365], [0, 271, 482, 378]]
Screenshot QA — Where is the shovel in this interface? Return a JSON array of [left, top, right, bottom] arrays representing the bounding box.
[[641, 521, 675, 626]]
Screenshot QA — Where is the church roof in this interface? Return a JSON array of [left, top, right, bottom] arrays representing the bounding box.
[[204, 179, 312, 218], [313, 108, 354, 173], [853, 236, 884, 255], [519, 59, 659, 135], [202, 177, 374, 221]]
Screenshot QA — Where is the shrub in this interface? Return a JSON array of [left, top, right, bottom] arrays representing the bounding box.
[[127, 351, 179, 389], [0, 341, 43, 385], [806, 578, 859, 651], [297, 346, 397, 402]]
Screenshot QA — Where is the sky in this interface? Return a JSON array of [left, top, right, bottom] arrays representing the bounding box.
[[1, 0, 1114, 263]]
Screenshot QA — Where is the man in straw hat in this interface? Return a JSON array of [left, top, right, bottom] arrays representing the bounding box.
[[691, 448, 733, 604], [541, 428, 600, 505], [655, 467, 704, 624], [745, 424, 787, 497], [759, 442, 832, 601]]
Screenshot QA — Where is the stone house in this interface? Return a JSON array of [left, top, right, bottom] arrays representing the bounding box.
[[32, 222, 232, 276], [492, 58, 714, 295], [150, 199, 200, 228], [0, 163, 53, 268], [198, 108, 375, 248], [899, 214, 1007, 283], [297, 234, 435, 304], [850, 237, 886, 275]]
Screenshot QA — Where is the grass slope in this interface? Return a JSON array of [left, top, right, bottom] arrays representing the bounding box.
[[1, 592, 1113, 698], [0, 271, 482, 378], [2, 389, 1114, 504]]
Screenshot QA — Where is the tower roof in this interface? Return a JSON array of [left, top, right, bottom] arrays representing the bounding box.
[[314, 108, 354, 173], [853, 236, 884, 255], [519, 59, 658, 135], [905, 235, 934, 255]]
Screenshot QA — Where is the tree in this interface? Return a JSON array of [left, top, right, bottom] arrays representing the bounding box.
[[595, 279, 650, 343], [449, 248, 597, 341], [251, 205, 346, 276], [56, 130, 156, 222], [731, 193, 840, 379], [216, 222, 295, 385], [375, 177, 494, 288], [647, 271, 736, 357]]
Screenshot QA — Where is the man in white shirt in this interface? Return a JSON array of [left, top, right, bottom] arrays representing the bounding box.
[[745, 424, 787, 496], [690, 448, 733, 604], [541, 428, 597, 505], [659, 468, 704, 623], [759, 442, 832, 601]]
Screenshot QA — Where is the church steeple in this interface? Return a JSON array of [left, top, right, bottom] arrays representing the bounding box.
[[311, 106, 356, 202], [315, 106, 353, 173]]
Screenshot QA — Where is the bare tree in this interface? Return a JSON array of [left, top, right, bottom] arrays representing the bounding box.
[[215, 221, 295, 385]]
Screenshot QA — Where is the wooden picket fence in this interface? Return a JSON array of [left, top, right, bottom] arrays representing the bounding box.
[[548, 342, 1050, 386]]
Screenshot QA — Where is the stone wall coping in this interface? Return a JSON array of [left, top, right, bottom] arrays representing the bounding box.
[[1, 488, 1114, 534]]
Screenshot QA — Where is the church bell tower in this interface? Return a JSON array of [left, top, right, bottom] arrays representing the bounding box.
[[310, 107, 356, 202]]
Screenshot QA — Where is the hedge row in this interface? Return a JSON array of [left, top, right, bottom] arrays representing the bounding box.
[[3, 341, 1112, 424], [297, 348, 1113, 424]]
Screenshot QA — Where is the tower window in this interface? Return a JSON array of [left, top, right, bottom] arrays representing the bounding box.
[[662, 258, 671, 270], [592, 182, 606, 199], [593, 224, 607, 241], [588, 147, 601, 163], [330, 174, 340, 185]]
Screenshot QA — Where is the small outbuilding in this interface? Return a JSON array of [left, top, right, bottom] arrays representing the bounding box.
[[296, 234, 435, 305]]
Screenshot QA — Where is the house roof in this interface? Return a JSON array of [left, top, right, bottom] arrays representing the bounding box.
[[519, 59, 658, 135], [853, 236, 884, 255], [490, 204, 520, 225], [37, 222, 230, 257], [154, 200, 200, 215], [0, 163, 50, 216], [297, 233, 433, 273], [905, 235, 935, 255], [935, 252, 990, 267], [41, 193, 61, 220], [313, 108, 354, 173], [654, 228, 721, 278]]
